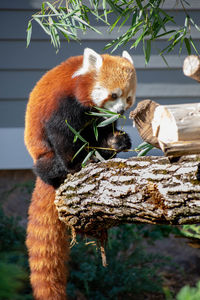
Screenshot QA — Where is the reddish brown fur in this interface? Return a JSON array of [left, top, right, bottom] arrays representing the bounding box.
[[25, 55, 98, 300], [26, 177, 69, 300], [25, 55, 95, 162], [100, 54, 136, 98], [25, 52, 136, 300]]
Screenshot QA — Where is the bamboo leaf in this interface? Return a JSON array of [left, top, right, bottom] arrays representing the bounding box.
[[93, 121, 98, 141], [190, 17, 200, 32], [26, 20, 32, 47], [189, 37, 199, 55], [184, 37, 191, 55], [106, 0, 123, 14], [82, 150, 95, 167], [46, 1, 59, 14], [143, 39, 151, 64], [155, 30, 176, 39], [137, 143, 154, 157], [65, 120, 88, 143], [97, 115, 119, 127], [135, 142, 151, 151], [102, 0, 108, 22], [94, 150, 105, 162], [136, 0, 143, 10], [34, 17, 51, 35], [72, 142, 88, 161], [41, 2, 45, 15]]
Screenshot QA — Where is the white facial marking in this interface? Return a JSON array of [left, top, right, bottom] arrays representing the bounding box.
[[72, 48, 103, 78], [104, 98, 126, 113], [91, 84, 109, 106]]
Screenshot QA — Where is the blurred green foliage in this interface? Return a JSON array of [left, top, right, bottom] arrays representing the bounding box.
[[177, 281, 200, 300], [0, 194, 200, 299], [67, 224, 176, 299], [0, 206, 32, 300]]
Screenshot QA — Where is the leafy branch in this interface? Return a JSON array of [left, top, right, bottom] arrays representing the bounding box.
[[27, 0, 200, 62], [65, 107, 126, 167], [65, 107, 153, 167]]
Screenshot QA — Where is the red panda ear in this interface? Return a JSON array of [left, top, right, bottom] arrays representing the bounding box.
[[122, 51, 134, 65], [72, 48, 103, 78]]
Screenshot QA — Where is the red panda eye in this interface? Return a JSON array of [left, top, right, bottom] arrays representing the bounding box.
[[111, 93, 118, 100]]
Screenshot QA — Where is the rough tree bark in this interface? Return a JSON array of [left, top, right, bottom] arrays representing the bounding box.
[[55, 155, 200, 237]]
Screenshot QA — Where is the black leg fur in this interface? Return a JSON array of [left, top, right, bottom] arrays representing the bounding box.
[[34, 153, 67, 188], [36, 97, 132, 187]]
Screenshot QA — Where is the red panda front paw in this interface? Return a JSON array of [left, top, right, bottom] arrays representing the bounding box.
[[107, 131, 131, 152]]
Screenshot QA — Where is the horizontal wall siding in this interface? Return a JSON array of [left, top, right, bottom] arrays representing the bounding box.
[[1, 0, 200, 10], [0, 0, 200, 169]]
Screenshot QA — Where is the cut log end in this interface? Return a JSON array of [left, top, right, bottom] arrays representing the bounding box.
[[183, 55, 200, 82], [130, 100, 200, 157], [129, 99, 160, 148]]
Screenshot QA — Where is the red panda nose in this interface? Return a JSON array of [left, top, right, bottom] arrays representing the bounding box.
[[118, 109, 125, 115]]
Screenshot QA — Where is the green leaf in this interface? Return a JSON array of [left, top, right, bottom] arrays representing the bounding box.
[[160, 53, 169, 67], [34, 17, 51, 35], [94, 150, 105, 162], [46, 1, 59, 14], [93, 121, 98, 141], [65, 120, 88, 143], [132, 29, 145, 48], [55, 24, 75, 37], [190, 17, 200, 32], [102, 0, 108, 22], [135, 142, 151, 151], [131, 10, 138, 26], [82, 150, 95, 167], [136, 0, 143, 10], [137, 144, 154, 157], [109, 15, 121, 32], [26, 20, 32, 47], [87, 112, 114, 118], [97, 115, 119, 127], [189, 37, 199, 55], [155, 30, 176, 39], [184, 37, 191, 55], [135, 142, 154, 157], [106, 0, 123, 14], [93, 106, 120, 115], [50, 24, 60, 50], [72, 142, 88, 161], [143, 39, 151, 64]]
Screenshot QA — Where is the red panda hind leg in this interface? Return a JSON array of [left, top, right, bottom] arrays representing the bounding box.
[[26, 177, 69, 300]]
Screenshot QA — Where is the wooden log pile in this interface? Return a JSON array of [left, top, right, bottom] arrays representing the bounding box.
[[130, 55, 200, 157]]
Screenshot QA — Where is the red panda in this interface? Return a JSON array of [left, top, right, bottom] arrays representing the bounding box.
[[25, 48, 137, 300]]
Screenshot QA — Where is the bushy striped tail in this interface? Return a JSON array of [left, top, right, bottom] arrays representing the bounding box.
[[26, 177, 69, 300]]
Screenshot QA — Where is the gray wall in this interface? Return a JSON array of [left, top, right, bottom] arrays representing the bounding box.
[[1, 0, 200, 169]]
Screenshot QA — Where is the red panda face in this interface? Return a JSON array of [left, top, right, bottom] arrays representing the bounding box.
[[73, 48, 137, 113]]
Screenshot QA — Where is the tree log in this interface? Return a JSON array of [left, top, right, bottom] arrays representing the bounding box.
[[183, 55, 200, 82], [55, 156, 200, 237], [130, 100, 200, 157]]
